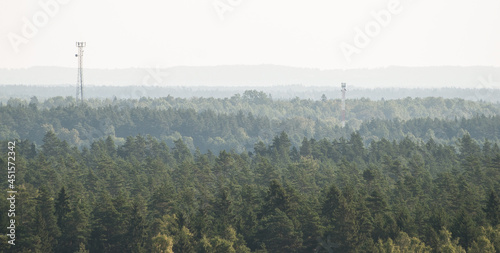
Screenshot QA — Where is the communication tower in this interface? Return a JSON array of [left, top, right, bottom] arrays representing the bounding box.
[[75, 42, 86, 104]]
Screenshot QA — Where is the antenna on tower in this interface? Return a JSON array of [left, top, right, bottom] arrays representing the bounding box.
[[75, 42, 86, 104], [341, 83, 347, 127]]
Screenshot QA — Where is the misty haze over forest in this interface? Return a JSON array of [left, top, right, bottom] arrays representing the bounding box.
[[1, 65, 498, 88], [2, 65, 499, 103]]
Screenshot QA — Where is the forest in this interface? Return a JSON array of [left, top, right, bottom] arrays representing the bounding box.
[[2, 85, 500, 103], [1, 93, 499, 152], [0, 93, 500, 252]]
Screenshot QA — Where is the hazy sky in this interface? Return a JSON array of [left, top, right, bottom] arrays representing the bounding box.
[[1, 0, 499, 70]]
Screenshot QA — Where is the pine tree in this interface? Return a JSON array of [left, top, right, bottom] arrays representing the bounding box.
[[214, 186, 233, 234], [55, 186, 71, 229], [451, 209, 477, 249], [298, 205, 323, 253], [174, 226, 195, 253], [54, 186, 74, 253], [299, 137, 312, 157], [257, 208, 302, 253], [127, 200, 147, 253], [105, 136, 117, 157], [270, 132, 291, 162], [357, 201, 375, 252], [436, 228, 466, 253], [42, 131, 63, 157], [458, 133, 481, 161], [262, 180, 289, 217], [366, 189, 388, 216], [152, 233, 174, 253], [484, 190, 500, 226], [253, 141, 267, 156], [214, 150, 234, 179], [321, 184, 360, 252], [61, 201, 90, 253], [321, 184, 343, 223], [36, 186, 61, 253], [255, 157, 279, 186], [469, 235, 495, 253], [89, 191, 121, 253], [149, 180, 176, 220], [173, 138, 193, 163]]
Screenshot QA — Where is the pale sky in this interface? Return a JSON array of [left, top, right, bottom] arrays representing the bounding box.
[[1, 0, 499, 70]]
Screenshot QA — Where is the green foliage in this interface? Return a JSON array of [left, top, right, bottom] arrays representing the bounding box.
[[1, 96, 500, 153], [1, 93, 499, 252], [436, 228, 466, 253], [257, 208, 302, 253], [36, 186, 61, 252], [373, 232, 432, 253], [151, 233, 174, 253], [485, 190, 500, 226]]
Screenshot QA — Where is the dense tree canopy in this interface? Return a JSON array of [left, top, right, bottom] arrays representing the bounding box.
[[1, 94, 499, 252], [0, 128, 499, 252], [1, 95, 499, 153]]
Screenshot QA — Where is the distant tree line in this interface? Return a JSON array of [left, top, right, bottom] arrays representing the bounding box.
[[0, 95, 499, 153], [1, 85, 500, 102]]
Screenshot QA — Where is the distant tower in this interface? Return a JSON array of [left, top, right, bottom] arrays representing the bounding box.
[[341, 83, 347, 127], [75, 42, 86, 104]]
